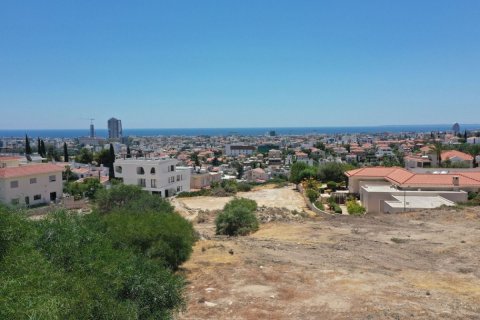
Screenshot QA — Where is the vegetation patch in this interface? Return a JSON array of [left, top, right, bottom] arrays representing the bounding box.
[[215, 198, 259, 236], [0, 185, 197, 319]]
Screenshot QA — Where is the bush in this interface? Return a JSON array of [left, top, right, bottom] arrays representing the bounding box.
[[101, 210, 196, 270], [332, 204, 343, 214], [305, 188, 319, 203], [0, 208, 187, 319], [177, 189, 212, 197], [313, 200, 324, 210], [326, 181, 337, 191], [215, 198, 259, 236], [237, 182, 253, 192], [346, 200, 366, 216]]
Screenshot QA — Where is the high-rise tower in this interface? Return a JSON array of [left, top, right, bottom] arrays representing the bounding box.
[[108, 117, 122, 139]]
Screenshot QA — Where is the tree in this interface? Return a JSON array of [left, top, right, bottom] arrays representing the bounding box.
[[289, 162, 310, 184], [25, 134, 32, 155], [0, 205, 188, 319], [126, 146, 131, 158], [109, 144, 115, 180], [37, 138, 41, 155], [317, 162, 354, 183], [212, 157, 220, 166], [215, 198, 259, 236], [63, 143, 69, 162], [75, 148, 93, 164], [40, 140, 46, 158], [94, 149, 110, 165], [432, 143, 443, 167]]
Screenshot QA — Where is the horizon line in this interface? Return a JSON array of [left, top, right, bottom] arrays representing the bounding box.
[[2, 123, 480, 131]]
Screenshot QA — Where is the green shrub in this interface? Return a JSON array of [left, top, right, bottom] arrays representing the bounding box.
[[313, 200, 325, 210], [102, 210, 196, 270], [237, 182, 253, 192], [177, 189, 212, 197], [305, 188, 319, 203], [326, 181, 337, 191], [333, 204, 343, 214], [0, 208, 187, 319], [223, 197, 258, 212], [346, 200, 366, 216], [215, 198, 259, 236], [95, 184, 173, 214]]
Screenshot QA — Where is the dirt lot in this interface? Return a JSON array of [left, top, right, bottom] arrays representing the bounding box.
[[175, 199, 480, 319], [171, 185, 309, 221]]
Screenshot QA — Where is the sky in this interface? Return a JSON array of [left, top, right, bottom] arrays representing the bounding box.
[[1, 0, 480, 129]]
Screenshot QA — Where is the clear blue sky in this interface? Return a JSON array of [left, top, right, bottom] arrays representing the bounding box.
[[1, 0, 479, 129]]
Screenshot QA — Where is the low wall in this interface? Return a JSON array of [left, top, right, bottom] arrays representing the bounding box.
[[297, 184, 331, 216]]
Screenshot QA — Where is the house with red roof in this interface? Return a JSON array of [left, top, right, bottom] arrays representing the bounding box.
[[0, 159, 63, 206], [345, 166, 479, 213]]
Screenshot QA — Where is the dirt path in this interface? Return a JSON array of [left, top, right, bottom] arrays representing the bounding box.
[[177, 207, 480, 319]]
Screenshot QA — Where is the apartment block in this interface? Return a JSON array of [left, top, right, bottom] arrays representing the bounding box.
[[114, 158, 190, 197]]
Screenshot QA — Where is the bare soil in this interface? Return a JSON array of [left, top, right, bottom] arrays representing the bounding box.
[[174, 189, 480, 320]]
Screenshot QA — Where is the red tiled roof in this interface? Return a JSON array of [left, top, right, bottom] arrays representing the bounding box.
[[346, 166, 480, 188], [0, 156, 22, 161], [441, 150, 473, 161], [0, 163, 63, 178]]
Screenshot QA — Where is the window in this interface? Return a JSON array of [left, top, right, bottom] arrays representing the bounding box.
[[177, 186, 182, 192], [168, 176, 175, 183], [169, 165, 175, 172], [177, 175, 181, 181], [151, 179, 156, 188], [49, 175, 56, 182], [138, 178, 146, 187], [150, 167, 156, 174], [115, 166, 122, 173], [10, 180, 18, 188], [11, 198, 19, 205], [136, 167, 145, 175], [30, 178, 37, 184], [33, 194, 41, 200]]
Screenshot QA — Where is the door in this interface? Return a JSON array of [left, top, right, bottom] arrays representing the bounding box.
[[50, 192, 57, 201]]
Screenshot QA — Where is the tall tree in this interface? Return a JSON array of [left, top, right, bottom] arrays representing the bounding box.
[[25, 134, 32, 155], [63, 142, 69, 162], [37, 137, 41, 154], [40, 140, 46, 158], [126, 146, 131, 158], [109, 143, 115, 180], [433, 143, 443, 167]]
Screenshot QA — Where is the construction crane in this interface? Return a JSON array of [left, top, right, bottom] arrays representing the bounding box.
[[80, 118, 96, 138]]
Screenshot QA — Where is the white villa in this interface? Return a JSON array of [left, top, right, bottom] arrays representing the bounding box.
[[0, 156, 63, 206], [114, 158, 190, 197]]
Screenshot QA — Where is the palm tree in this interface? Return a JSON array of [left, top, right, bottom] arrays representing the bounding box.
[[432, 143, 443, 167]]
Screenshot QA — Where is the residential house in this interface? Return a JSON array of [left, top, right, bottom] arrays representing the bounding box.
[[0, 161, 63, 206], [345, 167, 480, 213], [114, 158, 190, 197]]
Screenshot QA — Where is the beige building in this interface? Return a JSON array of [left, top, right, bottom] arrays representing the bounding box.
[[190, 171, 221, 189], [345, 166, 477, 213], [0, 161, 63, 206]]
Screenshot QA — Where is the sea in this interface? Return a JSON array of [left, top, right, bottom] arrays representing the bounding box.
[[1, 124, 479, 138]]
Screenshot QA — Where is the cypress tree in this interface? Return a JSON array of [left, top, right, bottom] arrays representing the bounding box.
[[40, 140, 46, 158], [25, 134, 32, 155], [126, 146, 131, 158], [63, 142, 69, 162], [37, 137, 41, 155], [109, 143, 115, 180]]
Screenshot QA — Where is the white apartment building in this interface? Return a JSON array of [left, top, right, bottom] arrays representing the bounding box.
[[225, 144, 256, 157], [0, 159, 63, 206], [114, 158, 190, 197]]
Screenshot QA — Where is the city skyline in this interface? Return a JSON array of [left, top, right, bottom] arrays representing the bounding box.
[[1, 1, 480, 129]]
